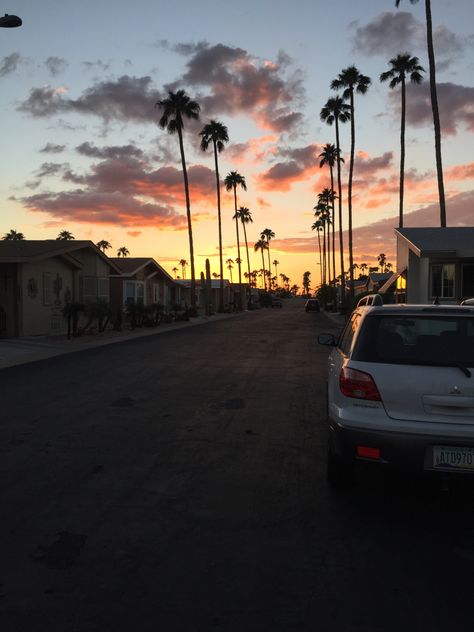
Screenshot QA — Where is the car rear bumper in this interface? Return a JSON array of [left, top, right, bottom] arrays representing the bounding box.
[[329, 419, 474, 473]]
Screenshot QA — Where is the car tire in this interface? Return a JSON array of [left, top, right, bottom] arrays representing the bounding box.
[[327, 447, 353, 489]]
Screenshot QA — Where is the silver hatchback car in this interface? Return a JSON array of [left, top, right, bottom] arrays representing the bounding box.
[[319, 302, 474, 486]]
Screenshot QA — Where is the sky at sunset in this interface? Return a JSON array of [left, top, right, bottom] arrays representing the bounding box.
[[1, 0, 473, 289]]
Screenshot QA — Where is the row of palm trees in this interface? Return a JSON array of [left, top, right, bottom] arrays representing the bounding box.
[[315, 0, 446, 301]]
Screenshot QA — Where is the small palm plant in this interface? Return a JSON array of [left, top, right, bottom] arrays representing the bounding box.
[[2, 229, 25, 240], [57, 230, 75, 240], [96, 240, 112, 253], [117, 246, 130, 258]]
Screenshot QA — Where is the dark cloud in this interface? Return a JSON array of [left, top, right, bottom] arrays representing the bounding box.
[[76, 142, 144, 160], [39, 143, 66, 154], [257, 144, 320, 191], [45, 56, 68, 76], [22, 189, 184, 228], [167, 43, 305, 132], [394, 82, 474, 135], [35, 162, 68, 178], [0, 52, 25, 77], [81, 60, 111, 72], [356, 151, 393, 175], [352, 12, 424, 57], [18, 75, 161, 123], [22, 150, 215, 229], [353, 11, 471, 69]]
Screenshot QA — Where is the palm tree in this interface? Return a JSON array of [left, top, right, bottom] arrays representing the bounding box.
[[319, 144, 342, 298], [396, 0, 446, 226], [321, 96, 351, 302], [380, 53, 424, 227], [316, 189, 334, 288], [199, 120, 229, 312], [331, 66, 371, 298], [157, 90, 200, 310], [235, 206, 253, 301], [302, 271, 311, 296], [57, 230, 74, 240], [311, 220, 324, 287], [2, 229, 25, 240], [377, 253, 387, 273], [254, 239, 268, 290], [172, 266, 178, 279], [179, 258, 188, 279], [260, 228, 275, 289], [273, 259, 280, 282], [117, 246, 130, 258], [359, 263, 368, 278], [96, 240, 112, 253], [224, 171, 247, 308], [226, 258, 234, 284]]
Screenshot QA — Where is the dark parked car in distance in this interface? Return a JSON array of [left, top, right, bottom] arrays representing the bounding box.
[[305, 298, 320, 312]]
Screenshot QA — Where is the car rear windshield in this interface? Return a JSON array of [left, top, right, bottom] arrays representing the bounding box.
[[352, 314, 474, 366]]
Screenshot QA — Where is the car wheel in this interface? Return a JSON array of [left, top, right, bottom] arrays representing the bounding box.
[[327, 447, 353, 489]]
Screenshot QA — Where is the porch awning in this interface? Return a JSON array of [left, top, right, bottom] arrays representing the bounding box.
[[379, 268, 407, 293]]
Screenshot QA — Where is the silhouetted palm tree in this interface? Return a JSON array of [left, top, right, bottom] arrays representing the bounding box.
[[254, 239, 268, 290], [321, 96, 350, 301], [319, 144, 342, 298], [377, 253, 387, 273], [57, 230, 74, 240], [179, 258, 188, 279], [224, 171, 247, 308], [226, 258, 234, 284], [117, 246, 130, 257], [380, 53, 424, 227], [331, 66, 371, 298], [96, 240, 112, 253], [172, 266, 178, 279], [260, 228, 275, 289], [235, 206, 253, 303], [311, 220, 323, 287], [272, 259, 280, 282], [199, 120, 229, 311], [2, 229, 25, 240], [157, 89, 200, 310], [396, 0, 446, 226]]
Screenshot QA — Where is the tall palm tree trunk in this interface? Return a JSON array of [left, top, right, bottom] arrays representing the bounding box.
[[425, 0, 446, 226], [322, 223, 327, 285], [347, 90, 355, 299], [177, 127, 196, 309], [242, 220, 251, 307], [260, 250, 266, 291], [233, 186, 242, 308], [335, 119, 345, 303], [317, 230, 322, 287], [399, 76, 406, 228], [213, 139, 224, 311], [330, 166, 336, 306], [266, 245, 272, 291], [326, 214, 331, 289]]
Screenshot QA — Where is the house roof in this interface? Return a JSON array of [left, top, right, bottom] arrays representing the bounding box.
[[396, 227, 474, 257], [109, 257, 176, 283], [0, 240, 120, 271], [368, 272, 392, 282]]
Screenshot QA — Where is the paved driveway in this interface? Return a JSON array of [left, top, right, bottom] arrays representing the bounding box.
[[1, 300, 473, 631]]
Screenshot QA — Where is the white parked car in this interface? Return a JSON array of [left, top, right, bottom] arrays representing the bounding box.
[[318, 302, 474, 486]]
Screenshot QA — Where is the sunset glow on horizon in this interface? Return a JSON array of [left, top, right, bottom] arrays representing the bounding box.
[[1, 0, 473, 291]]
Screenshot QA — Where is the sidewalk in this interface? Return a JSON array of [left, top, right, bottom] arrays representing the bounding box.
[[321, 309, 346, 328], [0, 311, 239, 370]]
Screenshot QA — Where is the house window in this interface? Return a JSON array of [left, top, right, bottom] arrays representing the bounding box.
[[153, 283, 160, 303], [431, 264, 455, 298], [98, 278, 109, 300], [124, 281, 145, 305], [462, 264, 474, 298]]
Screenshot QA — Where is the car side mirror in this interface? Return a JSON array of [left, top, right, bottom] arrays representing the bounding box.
[[318, 333, 336, 346]]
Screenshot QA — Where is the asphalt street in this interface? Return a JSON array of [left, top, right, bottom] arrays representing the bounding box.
[[1, 299, 473, 631]]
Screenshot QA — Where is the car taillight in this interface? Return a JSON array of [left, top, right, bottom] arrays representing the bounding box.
[[339, 367, 381, 401]]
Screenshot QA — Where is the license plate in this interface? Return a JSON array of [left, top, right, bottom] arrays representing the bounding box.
[[433, 446, 474, 471]]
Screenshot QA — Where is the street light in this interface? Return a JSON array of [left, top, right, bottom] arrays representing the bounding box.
[[0, 13, 22, 28]]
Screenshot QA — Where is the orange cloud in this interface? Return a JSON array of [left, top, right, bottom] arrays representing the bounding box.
[[446, 162, 474, 181]]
